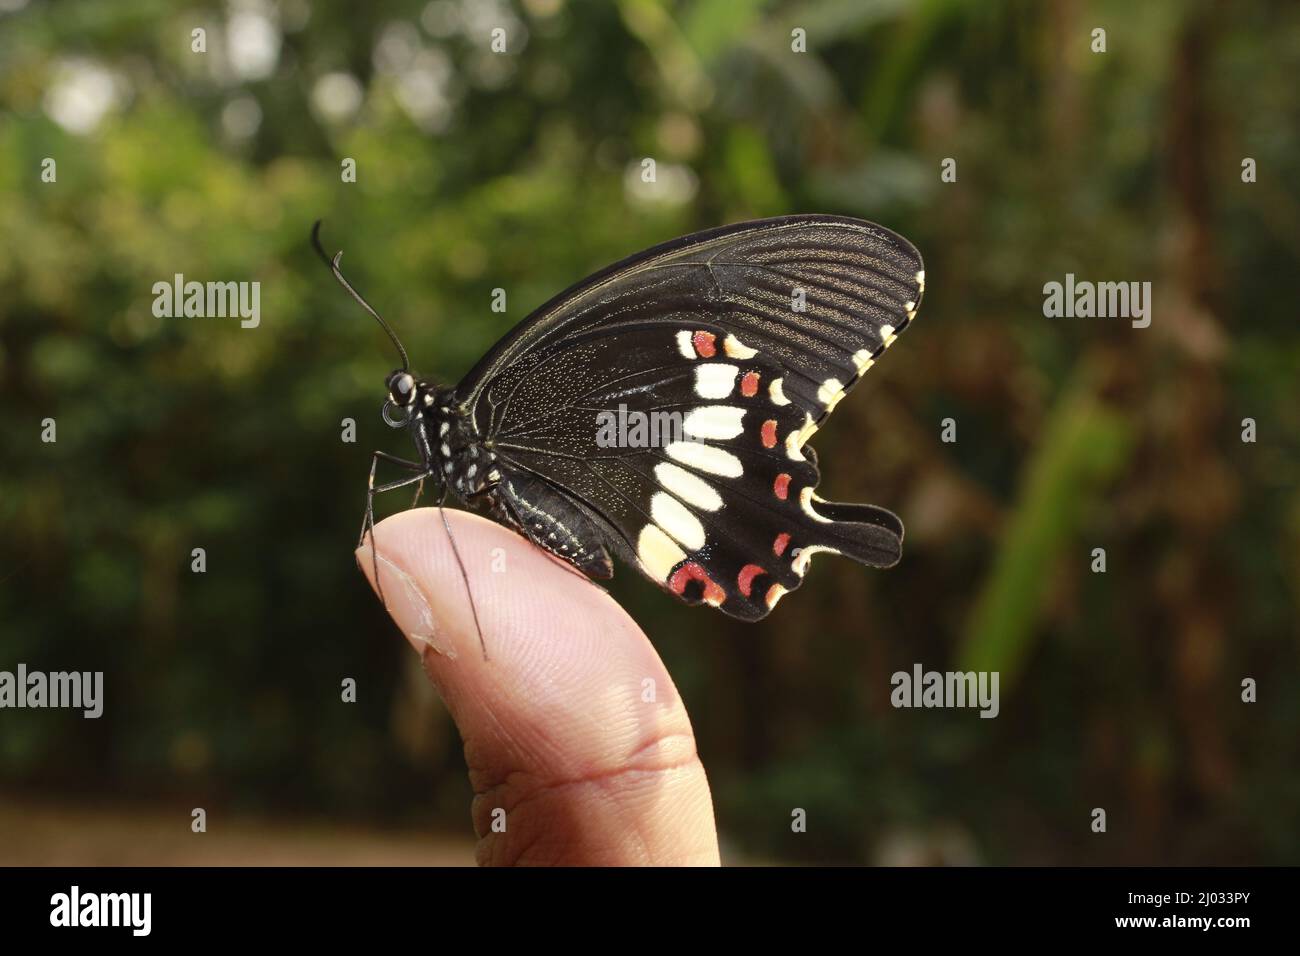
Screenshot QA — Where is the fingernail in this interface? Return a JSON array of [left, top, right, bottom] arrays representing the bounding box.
[[357, 545, 459, 661]]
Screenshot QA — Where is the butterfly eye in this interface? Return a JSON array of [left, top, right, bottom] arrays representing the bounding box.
[[387, 371, 415, 404]]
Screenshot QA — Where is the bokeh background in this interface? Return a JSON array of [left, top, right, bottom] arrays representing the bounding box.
[[2, 0, 1297, 865]]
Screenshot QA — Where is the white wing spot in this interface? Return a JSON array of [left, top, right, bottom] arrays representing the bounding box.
[[786, 413, 818, 461], [853, 349, 875, 374], [676, 330, 696, 359], [799, 486, 832, 523], [665, 441, 744, 477], [722, 334, 757, 359], [694, 363, 738, 399], [817, 378, 844, 411], [684, 405, 746, 440], [654, 462, 723, 512], [769, 377, 790, 406], [791, 544, 841, 577], [650, 493, 706, 551]]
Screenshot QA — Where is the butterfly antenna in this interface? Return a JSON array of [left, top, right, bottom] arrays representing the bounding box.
[[311, 220, 410, 371], [438, 488, 489, 661]]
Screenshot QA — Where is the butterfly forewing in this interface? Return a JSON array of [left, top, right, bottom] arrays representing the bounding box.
[[456, 215, 923, 619]]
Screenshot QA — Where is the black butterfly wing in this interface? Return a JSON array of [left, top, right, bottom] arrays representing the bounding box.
[[456, 215, 923, 619]]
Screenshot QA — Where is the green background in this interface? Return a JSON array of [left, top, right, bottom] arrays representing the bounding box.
[[1, 0, 1297, 864]]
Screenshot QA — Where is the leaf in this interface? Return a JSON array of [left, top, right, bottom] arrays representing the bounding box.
[[957, 369, 1133, 687]]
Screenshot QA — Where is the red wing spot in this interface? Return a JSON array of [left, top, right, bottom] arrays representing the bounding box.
[[740, 371, 760, 397], [692, 331, 716, 358], [773, 532, 791, 557], [737, 563, 765, 598], [773, 473, 790, 500], [669, 561, 727, 606], [761, 419, 778, 448]]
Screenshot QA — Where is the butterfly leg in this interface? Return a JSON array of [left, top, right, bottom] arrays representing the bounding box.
[[360, 451, 430, 610], [358, 451, 426, 546]]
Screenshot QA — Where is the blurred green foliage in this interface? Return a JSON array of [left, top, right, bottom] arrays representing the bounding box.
[[1, 0, 1298, 864]]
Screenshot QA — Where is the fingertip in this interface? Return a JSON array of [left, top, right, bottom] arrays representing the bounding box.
[[356, 507, 719, 865], [356, 508, 667, 695], [357, 507, 625, 660], [356, 507, 685, 760]]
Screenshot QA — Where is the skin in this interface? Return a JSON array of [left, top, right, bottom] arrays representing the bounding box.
[[356, 508, 721, 866]]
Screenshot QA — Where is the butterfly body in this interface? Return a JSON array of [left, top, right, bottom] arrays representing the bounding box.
[[402, 383, 497, 500], [337, 215, 924, 622]]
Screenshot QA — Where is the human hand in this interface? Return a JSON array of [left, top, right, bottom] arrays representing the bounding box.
[[356, 508, 721, 866]]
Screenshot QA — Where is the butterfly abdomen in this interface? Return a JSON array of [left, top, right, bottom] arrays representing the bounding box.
[[491, 471, 615, 579]]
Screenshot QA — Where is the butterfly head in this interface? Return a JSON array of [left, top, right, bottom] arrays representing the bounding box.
[[387, 370, 416, 407], [382, 369, 429, 427]]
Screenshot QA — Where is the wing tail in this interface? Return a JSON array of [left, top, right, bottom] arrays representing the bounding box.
[[806, 499, 903, 569]]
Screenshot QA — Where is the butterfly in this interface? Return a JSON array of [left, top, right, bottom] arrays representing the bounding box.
[[313, 215, 923, 634]]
